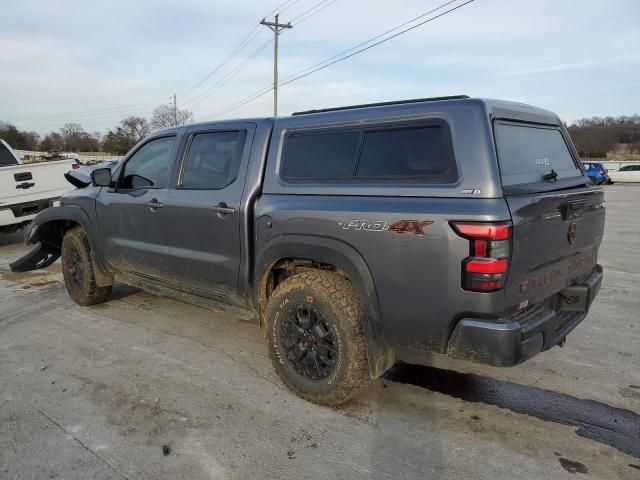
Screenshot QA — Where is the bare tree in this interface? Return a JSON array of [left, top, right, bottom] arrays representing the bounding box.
[[40, 132, 64, 152], [150, 104, 193, 130], [122, 116, 150, 142], [102, 116, 150, 154], [61, 122, 84, 137]]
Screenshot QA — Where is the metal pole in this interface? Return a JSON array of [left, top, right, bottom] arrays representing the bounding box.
[[260, 15, 292, 117], [173, 93, 177, 126], [274, 14, 279, 117]]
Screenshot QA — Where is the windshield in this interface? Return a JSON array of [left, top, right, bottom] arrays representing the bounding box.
[[494, 122, 583, 187]]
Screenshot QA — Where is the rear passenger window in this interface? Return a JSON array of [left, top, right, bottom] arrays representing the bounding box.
[[282, 122, 456, 183], [181, 131, 245, 189], [356, 126, 454, 180], [282, 131, 360, 179]]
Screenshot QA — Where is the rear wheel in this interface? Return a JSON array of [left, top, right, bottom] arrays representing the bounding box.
[[265, 270, 371, 406], [61, 227, 111, 306]]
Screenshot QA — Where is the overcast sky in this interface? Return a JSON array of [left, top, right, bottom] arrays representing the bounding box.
[[2, 0, 639, 134]]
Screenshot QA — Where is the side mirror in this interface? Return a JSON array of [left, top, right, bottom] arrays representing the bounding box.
[[91, 168, 113, 187]]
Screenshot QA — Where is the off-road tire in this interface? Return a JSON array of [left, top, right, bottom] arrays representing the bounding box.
[[265, 270, 371, 406], [61, 227, 111, 306]]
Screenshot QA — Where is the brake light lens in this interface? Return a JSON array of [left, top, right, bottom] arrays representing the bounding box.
[[451, 222, 511, 292], [72, 163, 81, 169], [451, 223, 510, 240]]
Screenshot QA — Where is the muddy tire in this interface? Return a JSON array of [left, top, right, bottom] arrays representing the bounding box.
[[265, 270, 371, 406], [61, 227, 111, 306]]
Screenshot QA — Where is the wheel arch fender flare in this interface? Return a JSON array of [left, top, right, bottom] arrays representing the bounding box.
[[254, 234, 395, 378], [24, 205, 112, 285]]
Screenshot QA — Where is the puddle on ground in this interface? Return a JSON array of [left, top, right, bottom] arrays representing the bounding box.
[[558, 458, 589, 474], [384, 362, 640, 459]]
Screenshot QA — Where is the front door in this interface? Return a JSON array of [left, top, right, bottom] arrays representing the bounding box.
[[96, 135, 178, 278], [163, 125, 254, 299]]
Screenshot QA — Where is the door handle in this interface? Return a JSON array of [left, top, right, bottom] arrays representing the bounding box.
[[211, 202, 236, 216], [147, 199, 164, 209]]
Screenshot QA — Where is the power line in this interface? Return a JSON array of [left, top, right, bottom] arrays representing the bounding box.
[[179, 26, 264, 100], [188, 0, 337, 117], [289, 0, 334, 23], [280, 0, 475, 87], [264, 0, 302, 18], [278, 0, 461, 85], [10, 96, 168, 121], [182, 38, 274, 109], [180, 0, 302, 101], [206, 0, 475, 120], [10, 0, 304, 124]]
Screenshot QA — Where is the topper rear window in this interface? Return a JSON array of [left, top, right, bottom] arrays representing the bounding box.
[[494, 122, 582, 187]]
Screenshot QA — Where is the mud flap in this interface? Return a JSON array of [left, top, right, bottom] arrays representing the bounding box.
[[9, 243, 60, 272]]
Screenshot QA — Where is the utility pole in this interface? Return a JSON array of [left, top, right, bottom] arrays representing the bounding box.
[[172, 93, 177, 126], [260, 14, 292, 116]]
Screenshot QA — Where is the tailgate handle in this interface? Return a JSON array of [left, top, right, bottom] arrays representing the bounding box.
[[560, 199, 586, 220], [16, 182, 35, 190], [14, 172, 33, 181]]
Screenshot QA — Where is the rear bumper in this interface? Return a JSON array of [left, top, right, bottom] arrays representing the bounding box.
[[0, 198, 59, 228], [447, 265, 603, 367]]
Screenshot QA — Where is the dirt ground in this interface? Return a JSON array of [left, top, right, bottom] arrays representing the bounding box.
[[0, 186, 639, 479]]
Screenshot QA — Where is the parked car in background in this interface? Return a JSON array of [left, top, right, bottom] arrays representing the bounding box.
[[582, 162, 611, 184], [609, 164, 640, 183], [0, 139, 76, 233]]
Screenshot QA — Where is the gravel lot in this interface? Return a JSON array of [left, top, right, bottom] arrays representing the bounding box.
[[1, 185, 639, 480]]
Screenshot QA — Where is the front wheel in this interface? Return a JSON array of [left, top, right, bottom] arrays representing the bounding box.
[[61, 227, 112, 306], [265, 270, 371, 406]]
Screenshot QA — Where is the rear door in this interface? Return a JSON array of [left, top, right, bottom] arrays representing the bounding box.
[[163, 123, 255, 299], [493, 121, 605, 306]]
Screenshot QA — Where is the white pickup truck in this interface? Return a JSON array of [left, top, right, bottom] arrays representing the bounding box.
[[0, 139, 76, 233]]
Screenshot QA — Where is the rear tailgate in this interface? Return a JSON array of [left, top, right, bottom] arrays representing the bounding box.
[[494, 121, 605, 308], [0, 160, 74, 206]]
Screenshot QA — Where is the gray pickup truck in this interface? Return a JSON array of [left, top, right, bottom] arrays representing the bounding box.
[[11, 96, 605, 405]]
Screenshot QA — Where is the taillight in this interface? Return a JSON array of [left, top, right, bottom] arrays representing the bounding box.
[[599, 168, 605, 175], [72, 163, 81, 169], [451, 222, 511, 292]]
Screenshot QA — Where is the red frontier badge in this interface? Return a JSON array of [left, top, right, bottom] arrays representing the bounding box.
[[388, 220, 433, 236]]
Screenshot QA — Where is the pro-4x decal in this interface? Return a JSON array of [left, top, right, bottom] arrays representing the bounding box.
[[339, 219, 433, 236], [388, 220, 433, 235]]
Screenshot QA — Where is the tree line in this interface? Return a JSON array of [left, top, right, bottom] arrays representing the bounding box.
[[567, 114, 640, 158], [0, 104, 193, 155]]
